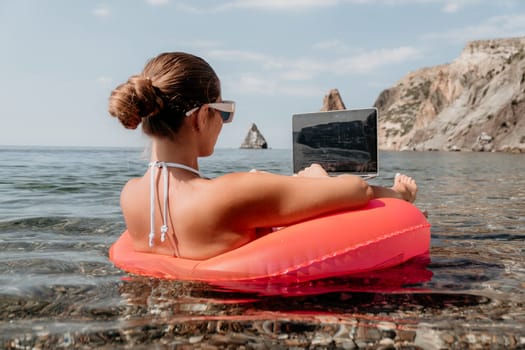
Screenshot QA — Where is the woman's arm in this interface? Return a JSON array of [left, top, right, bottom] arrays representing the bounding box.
[[296, 165, 416, 202], [206, 170, 373, 230], [200, 166, 417, 232]]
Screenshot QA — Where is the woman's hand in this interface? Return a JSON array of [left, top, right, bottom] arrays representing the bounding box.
[[296, 163, 329, 178]]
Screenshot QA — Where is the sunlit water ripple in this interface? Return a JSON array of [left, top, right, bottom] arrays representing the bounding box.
[[0, 146, 523, 349]]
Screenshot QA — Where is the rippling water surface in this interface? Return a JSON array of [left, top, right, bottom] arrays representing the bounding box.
[[0, 146, 524, 349]]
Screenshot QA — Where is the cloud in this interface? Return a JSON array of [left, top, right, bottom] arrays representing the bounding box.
[[211, 45, 423, 96], [175, 0, 504, 13], [313, 39, 345, 50], [207, 49, 285, 70], [338, 46, 423, 73], [439, 0, 487, 13], [179, 40, 224, 49], [218, 0, 339, 11], [93, 6, 110, 17], [175, 0, 346, 13], [423, 13, 525, 42], [236, 74, 275, 93], [279, 70, 316, 81], [312, 39, 354, 54], [208, 46, 422, 77], [96, 76, 113, 85], [208, 49, 268, 63], [201, 0, 500, 13], [344, 0, 499, 14], [390, 0, 519, 14], [146, 0, 170, 5], [442, 2, 459, 12], [229, 73, 324, 97]]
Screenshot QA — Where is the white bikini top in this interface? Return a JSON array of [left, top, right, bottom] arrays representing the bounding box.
[[147, 161, 203, 248]]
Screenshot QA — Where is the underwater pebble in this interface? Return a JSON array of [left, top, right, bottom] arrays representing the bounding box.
[[377, 322, 397, 340], [377, 321, 396, 331], [442, 334, 456, 344], [209, 334, 231, 344], [189, 335, 204, 343], [379, 338, 395, 346], [479, 334, 492, 344], [465, 333, 477, 343], [376, 345, 395, 350], [355, 341, 369, 348], [355, 325, 382, 342], [284, 338, 303, 347], [381, 329, 396, 340], [200, 345, 219, 350], [311, 334, 330, 345], [333, 323, 348, 338], [414, 327, 446, 350], [396, 329, 416, 342], [340, 340, 356, 350]]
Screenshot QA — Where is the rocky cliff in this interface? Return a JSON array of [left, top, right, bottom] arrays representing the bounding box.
[[374, 36, 525, 152], [321, 89, 346, 111], [240, 123, 268, 149]]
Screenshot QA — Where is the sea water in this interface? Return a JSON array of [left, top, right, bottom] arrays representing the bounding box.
[[0, 146, 524, 349]]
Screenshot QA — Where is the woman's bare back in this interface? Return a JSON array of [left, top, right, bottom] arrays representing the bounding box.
[[120, 170, 256, 259]]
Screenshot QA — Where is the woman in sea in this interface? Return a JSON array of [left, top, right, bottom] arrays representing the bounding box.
[[108, 52, 417, 260]]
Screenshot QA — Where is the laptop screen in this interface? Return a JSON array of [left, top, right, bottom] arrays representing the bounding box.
[[292, 108, 378, 176]]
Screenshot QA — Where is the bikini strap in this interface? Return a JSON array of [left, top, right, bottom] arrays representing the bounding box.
[[147, 161, 202, 248]]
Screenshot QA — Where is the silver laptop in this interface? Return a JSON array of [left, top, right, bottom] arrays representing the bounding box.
[[292, 108, 378, 179]]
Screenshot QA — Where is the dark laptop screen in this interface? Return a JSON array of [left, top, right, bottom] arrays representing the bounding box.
[[292, 108, 378, 175]]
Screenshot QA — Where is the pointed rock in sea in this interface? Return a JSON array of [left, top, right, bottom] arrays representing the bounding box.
[[240, 123, 268, 149], [321, 88, 346, 111]]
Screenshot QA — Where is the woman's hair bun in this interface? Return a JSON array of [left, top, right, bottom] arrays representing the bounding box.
[[108, 75, 165, 129]]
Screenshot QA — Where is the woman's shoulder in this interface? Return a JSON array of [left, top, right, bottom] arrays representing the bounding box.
[[123, 176, 143, 190], [120, 176, 146, 204]]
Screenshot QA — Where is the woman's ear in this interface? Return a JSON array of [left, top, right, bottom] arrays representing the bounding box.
[[194, 105, 209, 132]]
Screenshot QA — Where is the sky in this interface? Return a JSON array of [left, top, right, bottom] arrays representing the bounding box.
[[1, 0, 524, 149]]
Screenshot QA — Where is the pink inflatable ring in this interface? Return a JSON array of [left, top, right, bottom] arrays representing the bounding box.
[[109, 198, 431, 283]]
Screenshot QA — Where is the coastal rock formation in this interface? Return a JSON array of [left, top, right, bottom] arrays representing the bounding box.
[[321, 89, 346, 111], [240, 123, 268, 149], [374, 36, 525, 152]]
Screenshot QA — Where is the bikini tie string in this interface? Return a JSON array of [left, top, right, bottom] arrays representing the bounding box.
[[147, 161, 203, 248]]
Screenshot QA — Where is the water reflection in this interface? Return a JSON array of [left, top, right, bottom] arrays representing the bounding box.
[[108, 276, 510, 349]]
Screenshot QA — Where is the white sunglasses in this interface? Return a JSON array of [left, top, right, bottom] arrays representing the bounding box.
[[185, 100, 235, 123]]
